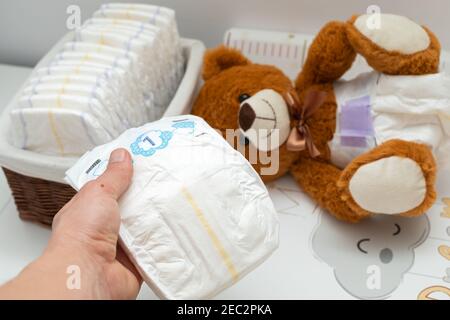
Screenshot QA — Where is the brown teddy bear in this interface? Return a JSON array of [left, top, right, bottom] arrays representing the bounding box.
[[192, 13, 445, 222]]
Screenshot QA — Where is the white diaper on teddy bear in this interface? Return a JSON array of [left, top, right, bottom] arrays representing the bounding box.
[[330, 68, 450, 169]]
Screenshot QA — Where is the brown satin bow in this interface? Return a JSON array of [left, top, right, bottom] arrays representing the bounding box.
[[283, 89, 327, 157]]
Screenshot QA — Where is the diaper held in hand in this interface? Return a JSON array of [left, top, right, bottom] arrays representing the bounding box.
[[65, 115, 279, 299]]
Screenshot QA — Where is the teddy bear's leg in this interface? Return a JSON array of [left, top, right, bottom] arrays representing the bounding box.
[[290, 157, 370, 222], [338, 139, 437, 218], [345, 14, 440, 75], [296, 21, 356, 89]]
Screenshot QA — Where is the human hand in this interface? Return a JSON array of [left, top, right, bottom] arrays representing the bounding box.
[[0, 148, 142, 299]]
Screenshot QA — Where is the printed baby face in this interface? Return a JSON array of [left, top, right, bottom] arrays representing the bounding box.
[[312, 212, 429, 299]]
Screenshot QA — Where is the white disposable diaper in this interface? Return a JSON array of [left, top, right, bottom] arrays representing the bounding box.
[[63, 41, 135, 59], [10, 108, 111, 156], [53, 51, 132, 70], [100, 2, 176, 17], [93, 5, 184, 88], [27, 73, 100, 86], [330, 70, 450, 168], [20, 82, 132, 130], [42, 53, 150, 124], [65, 115, 279, 299], [17, 94, 123, 136], [81, 19, 179, 101], [74, 28, 167, 108], [94, 7, 174, 30], [66, 28, 171, 111], [30, 64, 145, 126], [34, 64, 116, 78]]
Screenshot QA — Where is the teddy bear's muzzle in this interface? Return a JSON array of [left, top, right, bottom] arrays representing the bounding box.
[[237, 89, 291, 152]]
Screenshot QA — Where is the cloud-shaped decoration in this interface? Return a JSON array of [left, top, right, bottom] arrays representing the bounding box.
[[130, 130, 173, 157], [172, 120, 196, 135], [172, 120, 195, 129], [312, 212, 429, 299]]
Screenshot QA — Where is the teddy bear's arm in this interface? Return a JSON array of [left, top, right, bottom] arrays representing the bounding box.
[[295, 21, 356, 90], [290, 157, 368, 222]]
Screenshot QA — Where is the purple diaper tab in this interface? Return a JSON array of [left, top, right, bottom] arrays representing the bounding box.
[[339, 95, 374, 148]]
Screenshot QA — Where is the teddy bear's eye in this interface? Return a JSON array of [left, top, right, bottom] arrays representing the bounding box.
[[238, 93, 251, 103]]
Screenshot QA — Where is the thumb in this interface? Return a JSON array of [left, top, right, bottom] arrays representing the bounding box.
[[95, 148, 133, 200]]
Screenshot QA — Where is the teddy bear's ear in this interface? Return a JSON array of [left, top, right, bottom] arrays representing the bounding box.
[[202, 45, 251, 81]]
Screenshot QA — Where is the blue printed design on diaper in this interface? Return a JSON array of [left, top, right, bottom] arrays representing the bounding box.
[[171, 120, 196, 135], [130, 120, 197, 157], [130, 130, 173, 157], [172, 120, 195, 129]]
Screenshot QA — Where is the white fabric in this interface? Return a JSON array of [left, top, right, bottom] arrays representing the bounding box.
[[65, 115, 279, 299], [354, 14, 430, 54], [348, 156, 427, 214], [331, 69, 450, 169], [9, 4, 184, 156]]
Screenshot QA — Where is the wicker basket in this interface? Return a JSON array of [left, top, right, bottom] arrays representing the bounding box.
[[0, 38, 205, 226], [3, 168, 76, 225]]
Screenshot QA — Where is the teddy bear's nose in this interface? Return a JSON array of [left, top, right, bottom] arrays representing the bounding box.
[[239, 103, 256, 131]]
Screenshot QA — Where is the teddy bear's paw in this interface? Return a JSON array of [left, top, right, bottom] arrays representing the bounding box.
[[348, 156, 427, 214], [338, 140, 437, 217], [353, 14, 430, 55], [346, 14, 440, 75]]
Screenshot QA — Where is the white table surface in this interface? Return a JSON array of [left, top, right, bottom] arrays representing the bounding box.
[[0, 64, 449, 300], [0, 65, 52, 283]]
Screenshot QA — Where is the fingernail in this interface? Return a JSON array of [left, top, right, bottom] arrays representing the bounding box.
[[109, 148, 127, 164]]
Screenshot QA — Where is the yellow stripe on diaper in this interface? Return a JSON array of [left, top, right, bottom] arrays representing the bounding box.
[[47, 111, 65, 155], [181, 187, 239, 283], [98, 32, 106, 46], [48, 95, 65, 155], [56, 94, 63, 107], [82, 53, 91, 62], [438, 110, 450, 120], [63, 76, 71, 85]]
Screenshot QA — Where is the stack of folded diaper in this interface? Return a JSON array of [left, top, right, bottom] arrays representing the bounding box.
[[9, 3, 184, 156], [66, 115, 279, 299]]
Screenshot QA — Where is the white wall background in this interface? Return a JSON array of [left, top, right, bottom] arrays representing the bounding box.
[[0, 0, 448, 67]]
